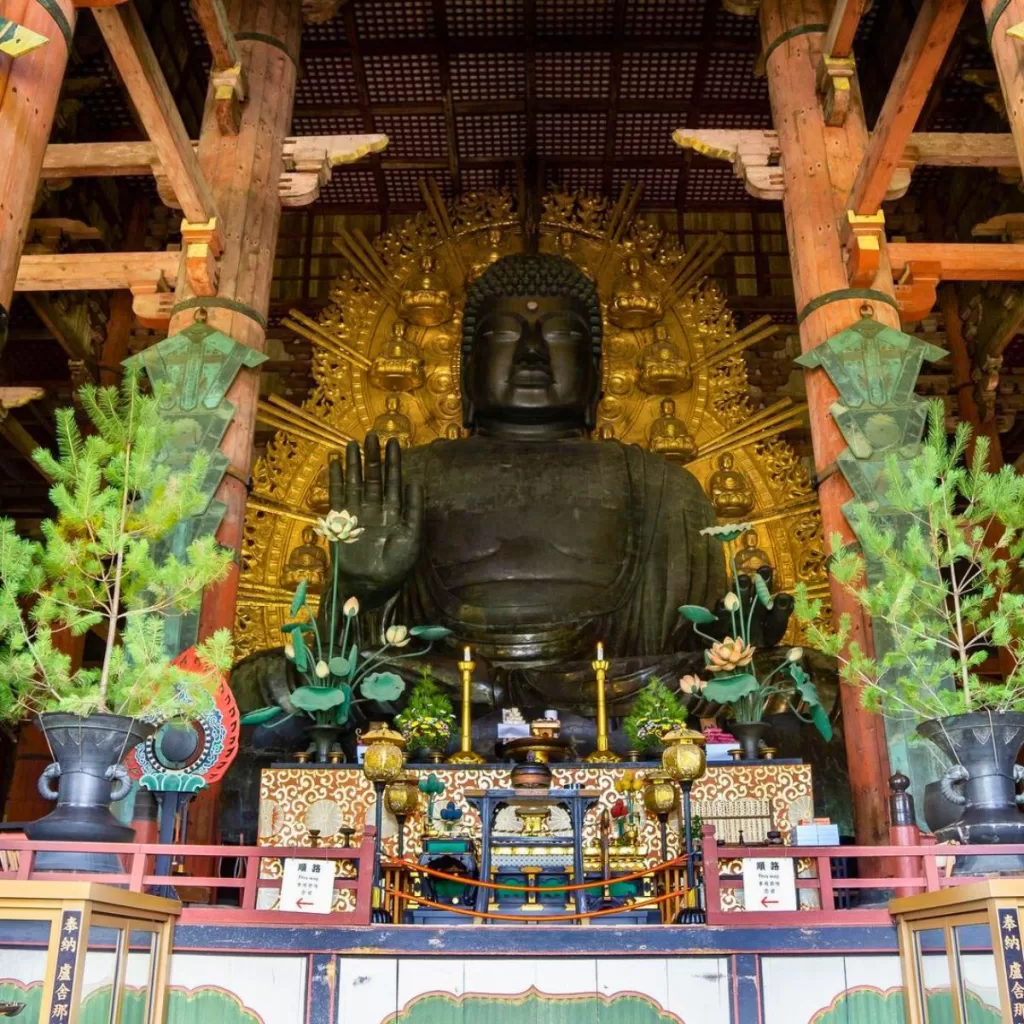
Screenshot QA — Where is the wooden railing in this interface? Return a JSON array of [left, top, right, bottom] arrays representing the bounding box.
[[701, 823, 1024, 926], [0, 830, 377, 926]]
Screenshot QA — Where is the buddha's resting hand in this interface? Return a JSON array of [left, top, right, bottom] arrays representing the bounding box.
[[327, 433, 423, 606]]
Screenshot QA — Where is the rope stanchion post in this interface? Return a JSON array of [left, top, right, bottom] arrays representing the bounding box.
[[678, 780, 705, 925]]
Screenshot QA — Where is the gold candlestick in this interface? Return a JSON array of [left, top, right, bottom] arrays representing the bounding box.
[[583, 642, 621, 763], [449, 646, 485, 764]]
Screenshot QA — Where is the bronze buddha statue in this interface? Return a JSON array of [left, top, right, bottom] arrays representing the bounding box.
[[319, 254, 732, 709]]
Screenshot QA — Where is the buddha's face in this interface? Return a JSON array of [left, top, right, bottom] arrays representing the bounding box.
[[466, 294, 598, 427]]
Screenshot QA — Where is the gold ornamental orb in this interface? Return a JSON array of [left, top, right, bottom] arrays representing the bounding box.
[[362, 723, 407, 783], [385, 773, 421, 816], [661, 727, 707, 783], [642, 771, 679, 816]]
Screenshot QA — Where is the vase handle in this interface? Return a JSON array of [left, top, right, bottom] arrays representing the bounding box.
[[36, 762, 61, 801], [105, 764, 132, 803], [940, 764, 969, 806], [1013, 766, 1024, 807]]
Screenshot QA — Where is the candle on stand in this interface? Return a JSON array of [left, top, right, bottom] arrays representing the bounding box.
[[584, 640, 620, 763], [450, 642, 484, 764], [596, 641, 604, 661]]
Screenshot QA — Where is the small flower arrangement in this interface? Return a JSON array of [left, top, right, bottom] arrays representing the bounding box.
[[677, 523, 832, 739], [240, 509, 450, 735], [395, 669, 456, 752], [622, 678, 688, 753]]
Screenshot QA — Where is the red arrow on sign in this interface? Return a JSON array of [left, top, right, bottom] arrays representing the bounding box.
[[296, 899, 314, 909], [761, 897, 778, 907]]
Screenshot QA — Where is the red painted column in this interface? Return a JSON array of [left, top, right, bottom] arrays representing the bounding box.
[[0, 0, 76, 341]]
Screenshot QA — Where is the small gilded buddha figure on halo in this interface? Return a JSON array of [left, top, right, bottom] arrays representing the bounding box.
[[468, 227, 506, 283], [647, 397, 697, 463], [282, 525, 329, 591], [369, 320, 425, 392], [608, 252, 663, 329], [372, 395, 414, 449], [638, 323, 692, 395], [734, 529, 771, 575], [708, 452, 756, 518], [397, 253, 454, 327]]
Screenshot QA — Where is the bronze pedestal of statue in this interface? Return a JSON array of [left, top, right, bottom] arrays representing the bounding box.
[[315, 254, 778, 711]]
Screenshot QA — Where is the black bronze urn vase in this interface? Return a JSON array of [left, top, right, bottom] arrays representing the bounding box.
[[25, 713, 154, 872], [730, 721, 771, 762], [918, 711, 1024, 875]]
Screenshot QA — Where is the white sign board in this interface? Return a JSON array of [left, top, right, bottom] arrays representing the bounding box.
[[741, 856, 797, 912], [279, 858, 334, 914]]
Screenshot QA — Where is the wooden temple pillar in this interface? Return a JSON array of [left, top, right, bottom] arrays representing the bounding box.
[[166, 0, 302, 642], [759, 0, 898, 845], [0, 0, 76, 346], [981, 0, 1024, 175]]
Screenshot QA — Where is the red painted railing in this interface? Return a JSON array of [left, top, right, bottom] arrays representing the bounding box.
[[701, 823, 1024, 926], [0, 830, 377, 927]]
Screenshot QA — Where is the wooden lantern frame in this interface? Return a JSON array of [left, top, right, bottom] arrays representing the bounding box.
[[0, 881, 179, 1024], [890, 880, 1024, 1024]]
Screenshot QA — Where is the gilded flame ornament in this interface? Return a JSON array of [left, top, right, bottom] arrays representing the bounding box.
[[238, 185, 827, 660]]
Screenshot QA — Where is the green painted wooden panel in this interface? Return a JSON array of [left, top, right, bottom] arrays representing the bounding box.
[[809, 986, 1000, 1024], [396, 991, 680, 1024]]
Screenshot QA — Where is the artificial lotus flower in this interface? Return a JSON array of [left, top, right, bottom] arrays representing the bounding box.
[[343, 596, 360, 618], [700, 522, 753, 544], [722, 592, 741, 612], [384, 624, 411, 647], [707, 636, 755, 672], [284, 641, 296, 660], [315, 660, 330, 679], [610, 798, 628, 819], [679, 674, 706, 695], [314, 509, 364, 544], [787, 647, 804, 662]]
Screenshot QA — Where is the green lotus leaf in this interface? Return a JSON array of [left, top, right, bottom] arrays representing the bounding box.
[[409, 625, 452, 640], [678, 604, 718, 625], [360, 671, 406, 702], [240, 706, 284, 726], [753, 573, 774, 609], [328, 655, 351, 678], [810, 702, 833, 741], [290, 579, 308, 617], [703, 672, 759, 704], [794, 677, 820, 706], [292, 633, 309, 671], [289, 685, 349, 711]]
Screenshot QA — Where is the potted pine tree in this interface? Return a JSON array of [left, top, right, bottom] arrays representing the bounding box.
[[0, 373, 233, 867], [797, 400, 1024, 872]]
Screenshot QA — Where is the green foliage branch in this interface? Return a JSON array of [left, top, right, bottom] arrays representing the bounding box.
[[0, 371, 233, 724], [622, 678, 687, 752], [795, 400, 1024, 720], [395, 668, 456, 750]]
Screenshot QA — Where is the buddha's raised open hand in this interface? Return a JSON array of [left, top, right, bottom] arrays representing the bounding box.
[[327, 433, 423, 606]]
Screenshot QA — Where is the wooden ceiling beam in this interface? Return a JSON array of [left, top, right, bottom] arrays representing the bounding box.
[[824, 0, 870, 60], [888, 242, 1024, 281], [92, 3, 220, 228], [188, 0, 245, 134], [847, 0, 968, 216], [15, 252, 181, 292]]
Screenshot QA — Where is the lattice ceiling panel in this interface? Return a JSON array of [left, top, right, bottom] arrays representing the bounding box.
[[620, 51, 699, 101], [450, 52, 527, 102], [456, 114, 527, 158], [536, 0, 616, 37], [623, 0, 705, 37], [536, 52, 613, 100], [616, 111, 689, 157], [292, 113, 367, 136], [610, 165, 679, 205], [536, 112, 607, 156], [355, 0, 435, 39], [703, 51, 769, 105], [446, 0, 526, 37], [297, 54, 361, 106], [375, 113, 449, 159], [364, 53, 444, 103]]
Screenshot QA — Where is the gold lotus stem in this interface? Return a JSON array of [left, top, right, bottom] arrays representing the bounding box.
[[256, 400, 353, 450], [283, 311, 372, 371], [237, 580, 321, 607], [266, 395, 356, 444], [693, 316, 779, 369], [583, 650, 621, 764], [744, 497, 822, 528], [449, 652, 486, 765], [246, 496, 319, 526], [692, 413, 808, 464]]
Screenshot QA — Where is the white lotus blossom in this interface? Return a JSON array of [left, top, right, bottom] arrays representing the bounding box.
[[343, 596, 360, 618], [315, 660, 330, 679], [385, 624, 411, 648], [787, 647, 804, 663], [314, 509, 364, 544], [284, 641, 295, 660], [723, 592, 740, 612]]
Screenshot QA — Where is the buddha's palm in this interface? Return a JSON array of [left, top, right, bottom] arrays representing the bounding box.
[[327, 434, 423, 606]]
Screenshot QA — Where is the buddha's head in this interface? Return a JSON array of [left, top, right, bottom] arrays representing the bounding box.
[[461, 254, 603, 435]]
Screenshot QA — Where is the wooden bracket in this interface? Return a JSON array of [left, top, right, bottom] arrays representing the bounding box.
[[973, 213, 1024, 243], [842, 211, 886, 288], [279, 134, 389, 207], [212, 62, 247, 136], [181, 217, 223, 296], [894, 260, 943, 325], [816, 56, 856, 126], [130, 272, 174, 330], [672, 129, 783, 200]]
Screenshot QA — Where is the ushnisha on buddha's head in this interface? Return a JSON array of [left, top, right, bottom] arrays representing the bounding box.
[[460, 254, 604, 436]]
